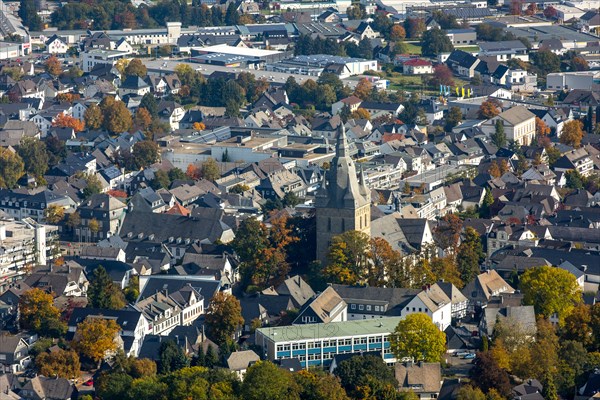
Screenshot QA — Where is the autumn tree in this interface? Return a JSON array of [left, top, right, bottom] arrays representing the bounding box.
[[36, 349, 80, 379], [44, 204, 65, 224], [536, 117, 551, 138], [295, 369, 349, 400], [45, 56, 62, 77], [350, 108, 371, 120], [52, 113, 85, 132], [478, 99, 502, 119], [335, 355, 398, 399], [0, 148, 24, 188], [100, 97, 132, 134], [520, 265, 582, 323], [489, 161, 502, 178], [124, 58, 147, 77], [456, 227, 484, 284], [433, 214, 463, 254], [192, 122, 206, 131], [19, 288, 66, 337], [391, 313, 446, 362], [560, 120, 584, 148], [200, 158, 220, 182], [72, 317, 121, 364], [205, 292, 244, 346], [389, 25, 406, 41], [471, 352, 512, 397], [84, 103, 103, 130], [354, 78, 372, 100], [87, 266, 126, 310], [368, 237, 400, 287], [133, 107, 152, 131], [18, 137, 49, 177], [323, 230, 371, 285], [403, 17, 426, 38], [445, 106, 462, 131]]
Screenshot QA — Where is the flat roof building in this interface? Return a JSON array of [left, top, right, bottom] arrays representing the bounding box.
[[255, 317, 402, 369]]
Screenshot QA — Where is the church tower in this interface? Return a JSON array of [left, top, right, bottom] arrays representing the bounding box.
[[315, 125, 371, 265]]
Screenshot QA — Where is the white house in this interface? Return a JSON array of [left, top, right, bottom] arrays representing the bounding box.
[[46, 35, 69, 54], [404, 287, 452, 331]]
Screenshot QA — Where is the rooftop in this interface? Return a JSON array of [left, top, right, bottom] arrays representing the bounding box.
[[256, 316, 403, 342]]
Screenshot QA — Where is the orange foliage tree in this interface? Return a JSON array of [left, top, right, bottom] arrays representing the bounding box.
[[192, 122, 206, 131], [52, 113, 85, 132], [186, 164, 201, 180], [535, 117, 550, 137]]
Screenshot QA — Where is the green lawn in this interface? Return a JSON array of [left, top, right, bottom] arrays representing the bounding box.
[[404, 43, 422, 55], [455, 45, 480, 52]]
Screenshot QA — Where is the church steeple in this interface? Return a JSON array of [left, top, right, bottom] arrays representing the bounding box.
[[315, 124, 371, 265]]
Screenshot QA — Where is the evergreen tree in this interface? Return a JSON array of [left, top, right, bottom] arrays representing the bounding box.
[[19, 0, 43, 30], [158, 340, 189, 374], [87, 266, 126, 310], [456, 227, 485, 284], [491, 120, 507, 148]]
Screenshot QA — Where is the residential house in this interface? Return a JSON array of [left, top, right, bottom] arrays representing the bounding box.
[[262, 275, 315, 308], [23, 264, 88, 298], [446, 50, 480, 78], [20, 376, 76, 400], [402, 59, 433, 75], [0, 335, 30, 373], [157, 100, 185, 130], [479, 40, 529, 62], [462, 270, 515, 311], [480, 305, 536, 339], [403, 286, 452, 331], [293, 286, 347, 324], [395, 362, 442, 400], [227, 350, 260, 380], [75, 194, 127, 242], [45, 35, 69, 54], [119, 75, 151, 97], [553, 148, 594, 177]]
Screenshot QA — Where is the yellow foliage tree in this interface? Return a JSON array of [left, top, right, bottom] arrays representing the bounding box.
[[72, 317, 121, 364]]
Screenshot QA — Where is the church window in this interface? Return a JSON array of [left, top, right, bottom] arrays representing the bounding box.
[[328, 218, 331, 231]]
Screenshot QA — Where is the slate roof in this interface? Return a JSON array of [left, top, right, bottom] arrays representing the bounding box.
[[395, 362, 442, 393]]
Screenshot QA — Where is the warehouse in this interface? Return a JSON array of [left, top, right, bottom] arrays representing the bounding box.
[[192, 44, 289, 63], [267, 54, 378, 78]]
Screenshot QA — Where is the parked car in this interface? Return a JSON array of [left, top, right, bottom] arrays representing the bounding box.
[[454, 351, 470, 357], [463, 353, 476, 359], [83, 379, 94, 386]]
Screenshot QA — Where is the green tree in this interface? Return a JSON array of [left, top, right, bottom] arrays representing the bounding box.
[[18, 0, 43, 30], [532, 50, 561, 77], [520, 265, 582, 323], [421, 28, 454, 56], [87, 266, 126, 310], [0, 148, 24, 188], [456, 227, 484, 284], [323, 230, 371, 285], [456, 385, 486, 400], [334, 354, 398, 399], [205, 292, 244, 346], [200, 158, 220, 181], [158, 340, 189, 374], [140, 93, 158, 117], [132, 140, 160, 169], [82, 174, 103, 200], [242, 361, 300, 400], [390, 313, 446, 362], [95, 372, 133, 400], [445, 106, 463, 131], [295, 369, 349, 400], [565, 170, 585, 190], [491, 120, 507, 148], [18, 137, 49, 177], [231, 217, 270, 286]]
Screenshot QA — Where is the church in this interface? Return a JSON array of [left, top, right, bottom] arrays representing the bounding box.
[[315, 125, 371, 265]]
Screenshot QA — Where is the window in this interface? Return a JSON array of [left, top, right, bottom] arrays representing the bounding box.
[[374, 306, 379, 312], [366, 305, 371, 311], [359, 305, 364, 311], [351, 304, 356, 310]]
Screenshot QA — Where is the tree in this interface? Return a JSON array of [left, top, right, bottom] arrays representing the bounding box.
[[100, 97, 132, 134], [45, 56, 62, 77], [433, 64, 455, 87], [140, 93, 158, 117], [132, 140, 159, 169], [560, 120, 584, 148], [200, 158, 220, 182], [295, 369, 349, 400], [124, 59, 147, 77], [565, 170, 584, 190], [470, 352, 512, 398], [368, 237, 401, 287], [19, 0, 42, 30], [36, 349, 80, 379], [158, 340, 189, 374], [0, 148, 24, 188], [192, 122, 206, 131], [536, 117, 551, 137], [72, 317, 121, 364], [491, 119, 507, 148], [52, 113, 85, 132], [19, 288, 65, 336], [532, 50, 560, 76], [390, 313, 446, 362], [18, 137, 49, 177], [205, 292, 243, 345], [403, 17, 426, 38], [350, 108, 371, 120], [133, 107, 153, 131], [456, 385, 486, 400], [82, 174, 103, 200], [445, 106, 462, 131], [44, 204, 65, 224], [43, 136, 65, 167], [242, 361, 300, 400], [84, 103, 103, 130], [571, 56, 589, 72], [323, 230, 371, 285], [334, 355, 398, 399], [389, 25, 407, 41], [346, 4, 366, 20], [543, 6, 557, 18], [478, 99, 502, 119], [87, 266, 126, 310], [456, 227, 484, 284], [354, 78, 372, 100], [421, 28, 454, 57], [433, 214, 463, 253], [88, 218, 100, 234], [66, 211, 81, 231], [561, 304, 594, 348], [520, 265, 582, 323]]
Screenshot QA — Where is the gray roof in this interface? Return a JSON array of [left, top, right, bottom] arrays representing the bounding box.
[[227, 350, 260, 371]]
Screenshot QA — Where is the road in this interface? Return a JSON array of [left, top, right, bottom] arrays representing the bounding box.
[[143, 58, 360, 88]]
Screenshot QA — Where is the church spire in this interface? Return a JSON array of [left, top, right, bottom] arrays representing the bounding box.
[[336, 124, 349, 158]]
